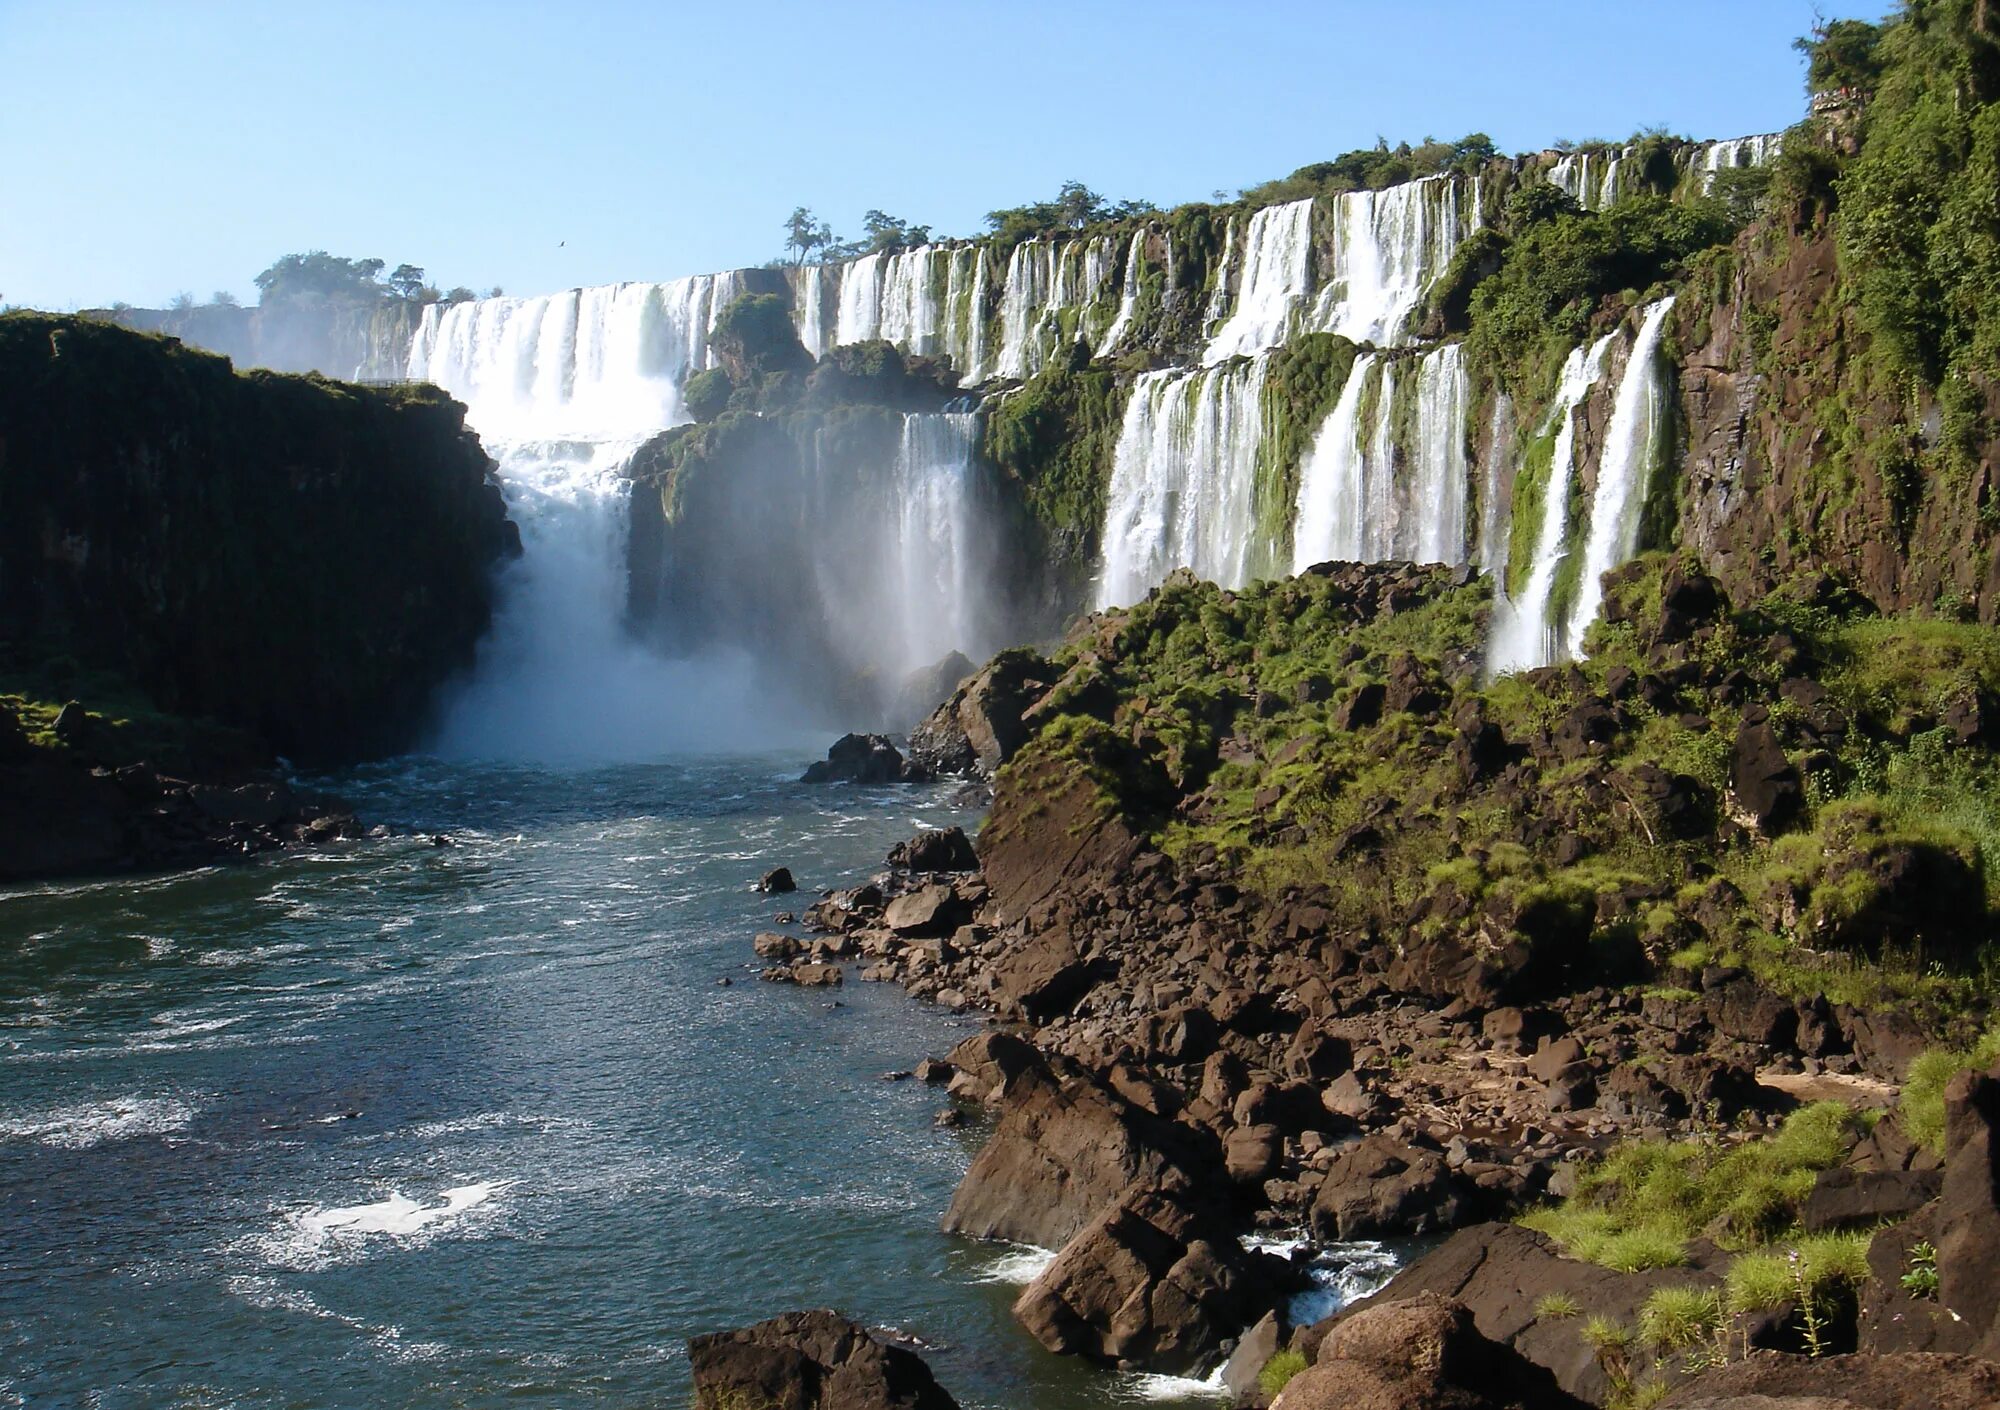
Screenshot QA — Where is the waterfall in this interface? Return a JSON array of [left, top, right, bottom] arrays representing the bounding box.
[[796, 264, 829, 360], [1096, 230, 1147, 356], [1291, 354, 1379, 569], [1097, 358, 1271, 607], [1205, 199, 1315, 362], [1290, 343, 1470, 571], [889, 413, 988, 674], [1566, 297, 1676, 656], [959, 247, 991, 383], [1310, 178, 1461, 345], [1699, 133, 1783, 191], [1412, 343, 1470, 566], [1487, 334, 1616, 674], [1549, 149, 1623, 209], [1477, 393, 1517, 580]]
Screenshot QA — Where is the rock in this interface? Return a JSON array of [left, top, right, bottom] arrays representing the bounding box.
[[897, 651, 976, 729], [753, 932, 805, 960], [1309, 1136, 1462, 1239], [1221, 1309, 1285, 1404], [1279, 1293, 1585, 1410], [1013, 1183, 1291, 1374], [989, 932, 1100, 1023], [1321, 1071, 1384, 1125], [976, 751, 1146, 927], [1655, 1350, 2000, 1409], [942, 1032, 1043, 1104], [943, 1068, 1221, 1252], [915, 1058, 954, 1085], [1801, 1166, 1940, 1232], [1336, 682, 1387, 731], [907, 650, 1055, 779], [1340, 1222, 1722, 1405], [887, 827, 979, 872], [1225, 1124, 1284, 1185], [686, 1308, 960, 1410], [759, 867, 797, 893], [1859, 1060, 2000, 1356], [883, 885, 970, 938], [802, 734, 922, 785], [1525, 1037, 1586, 1083], [1731, 716, 1802, 832], [1655, 564, 1723, 643]]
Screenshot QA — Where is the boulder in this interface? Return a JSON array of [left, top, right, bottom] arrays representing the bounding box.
[[977, 750, 1146, 926], [1221, 1309, 1285, 1404], [896, 651, 976, 729], [942, 1068, 1220, 1251], [753, 932, 804, 960], [941, 1031, 1044, 1104], [1277, 1294, 1585, 1410], [887, 826, 979, 872], [1655, 1350, 2000, 1409], [882, 885, 970, 938], [1801, 1167, 1940, 1232], [1731, 714, 1802, 832], [686, 1308, 959, 1410], [759, 867, 798, 893], [906, 650, 1055, 779], [801, 734, 921, 785], [1309, 1136, 1462, 1239], [1013, 1183, 1291, 1374], [989, 932, 1100, 1022]]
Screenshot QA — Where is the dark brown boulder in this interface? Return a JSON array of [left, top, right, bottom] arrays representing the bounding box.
[[1336, 682, 1387, 732], [802, 733, 922, 785], [976, 750, 1145, 927], [989, 932, 1101, 1022], [1655, 1350, 2000, 1409], [906, 649, 1054, 779], [941, 1031, 1043, 1104], [1801, 1166, 1941, 1232], [1309, 1136, 1462, 1239], [1013, 1182, 1292, 1374], [1730, 715, 1802, 832], [887, 826, 978, 872], [942, 1067, 1219, 1251], [882, 884, 970, 938], [687, 1308, 959, 1410], [1278, 1293, 1586, 1410], [759, 867, 797, 893]]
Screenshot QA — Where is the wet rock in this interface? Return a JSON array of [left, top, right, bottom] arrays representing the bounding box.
[[686, 1307, 960, 1410], [753, 932, 804, 960], [883, 885, 970, 938], [801, 734, 922, 785], [907, 650, 1055, 779], [887, 827, 978, 873], [1309, 1136, 1462, 1239], [759, 867, 797, 893]]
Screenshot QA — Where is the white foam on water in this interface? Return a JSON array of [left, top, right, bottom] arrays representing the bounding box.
[[0, 1094, 199, 1148], [259, 1178, 512, 1269], [1123, 1364, 1230, 1401], [1288, 1238, 1403, 1325], [970, 1242, 1058, 1284]]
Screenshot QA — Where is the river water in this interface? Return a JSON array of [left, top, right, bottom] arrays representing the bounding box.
[[1, 754, 1231, 1409]]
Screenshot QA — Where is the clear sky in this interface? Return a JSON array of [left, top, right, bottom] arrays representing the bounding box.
[[1, 0, 1883, 311]]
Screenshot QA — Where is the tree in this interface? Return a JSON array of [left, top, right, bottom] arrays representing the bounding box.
[[1795, 16, 1885, 92], [253, 251, 389, 305], [859, 210, 934, 254], [169, 291, 197, 310], [209, 290, 239, 308], [386, 263, 428, 301], [784, 207, 838, 265], [444, 286, 478, 303]]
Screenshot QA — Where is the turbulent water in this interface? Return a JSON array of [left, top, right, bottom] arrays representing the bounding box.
[[0, 763, 1399, 1407]]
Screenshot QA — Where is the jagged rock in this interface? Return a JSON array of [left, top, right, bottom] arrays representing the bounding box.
[[1280, 1293, 1585, 1410], [942, 1067, 1220, 1251], [686, 1308, 959, 1410], [753, 932, 804, 960], [976, 750, 1145, 926], [990, 932, 1100, 1022], [883, 884, 970, 938], [887, 827, 978, 872], [1336, 682, 1387, 731], [801, 734, 922, 785], [759, 867, 797, 893], [1801, 1166, 1940, 1232], [1655, 1350, 2000, 1409], [1309, 1136, 1462, 1239], [1221, 1309, 1285, 1404], [943, 1031, 1043, 1103], [897, 651, 976, 729], [1860, 1060, 2000, 1356], [1655, 564, 1723, 644], [1731, 712, 1802, 832], [906, 650, 1055, 779], [1336, 1223, 1723, 1404], [1013, 1182, 1290, 1374], [1225, 1124, 1284, 1184]]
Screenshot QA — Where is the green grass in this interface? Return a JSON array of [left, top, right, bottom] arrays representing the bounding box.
[[1900, 1024, 2000, 1153], [1581, 1315, 1633, 1353], [1258, 1348, 1307, 1399], [1535, 1291, 1582, 1321], [1638, 1286, 1724, 1351]]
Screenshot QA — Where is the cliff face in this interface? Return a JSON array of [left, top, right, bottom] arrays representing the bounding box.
[[1678, 214, 2000, 620], [0, 314, 518, 764]]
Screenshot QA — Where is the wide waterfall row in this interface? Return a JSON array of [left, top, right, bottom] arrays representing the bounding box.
[[1547, 133, 1784, 210], [407, 275, 741, 438]]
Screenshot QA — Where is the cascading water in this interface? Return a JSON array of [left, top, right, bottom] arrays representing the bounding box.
[[1205, 199, 1315, 362], [1096, 229, 1147, 356], [1309, 178, 1461, 345], [797, 264, 830, 360], [1097, 359, 1270, 607], [1290, 343, 1470, 571], [1548, 148, 1624, 209], [1487, 334, 1616, 675], [1566, 297, 1677, 656], [1699, 133, 1783, 191], [406, 277, 781, 758], [888, 412, 989, 675]]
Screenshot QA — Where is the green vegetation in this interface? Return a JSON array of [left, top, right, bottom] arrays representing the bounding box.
[[1240, 134, 1497, 207], [1900, 1239, 1940, 1299], [1637, 1285, 1724, 1351], [984, 182, 1157, 254], [1257, 1348, 1307, 1399], [1534, 1291, 1582, 1321], [1899, 1023, 2000, 1151], [1256, 333, 1362, 567], [253, 250, 457, 307], [983, 358, 1132, 601]]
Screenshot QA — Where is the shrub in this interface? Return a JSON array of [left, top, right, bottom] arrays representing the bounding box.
[[1901, 1024, 2000, 1152], [1258, 1348, 1307, 1399], [1535, 1291, 1582, 1321], [1638, 1285, 1724, 1351]]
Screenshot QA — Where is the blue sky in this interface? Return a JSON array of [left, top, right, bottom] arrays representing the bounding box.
[[2, 0, 1882, 310]]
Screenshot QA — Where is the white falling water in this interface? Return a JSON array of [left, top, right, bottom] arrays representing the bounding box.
[[1291, 353, 1379, 570], [1412, 343, 1470, 565], [1477, 393, 1517, 580], [1309, 178, 1462, 345], [1097, 358, 1271, 607], [1096, 229, 1148, 356], [1566, 297, 1677, 656], [991, 236, 1117, 379], [1548, 148, 1623, 209], [796, 264, 829, 359], [1290, 343, 1470, 572], [1487, 334, 1616, 675], [889, 412, 988, 673], [1205, 199, 1315, 362], [1699, 133, 1784, 192]]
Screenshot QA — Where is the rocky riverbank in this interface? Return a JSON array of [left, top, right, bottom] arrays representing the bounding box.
[[705, 555, 2000, 1408]]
